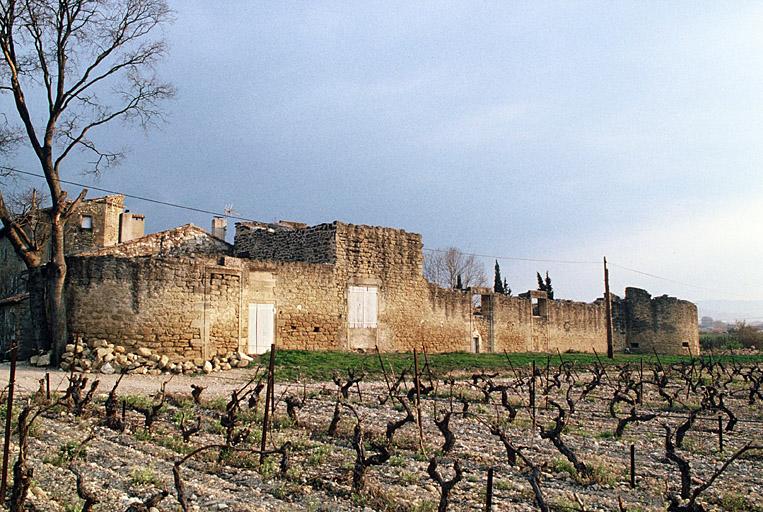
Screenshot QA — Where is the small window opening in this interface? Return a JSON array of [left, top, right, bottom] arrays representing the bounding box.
[[81, 215, 93, 230], [630, 342, 640, 349], [471, 336, 480, 354], [313, 327, 321, 333], [681, 341, 690, 348], [532, 297, 540, 317]]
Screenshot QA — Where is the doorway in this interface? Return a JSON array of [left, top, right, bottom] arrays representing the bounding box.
[[248, 303, 274, 355]]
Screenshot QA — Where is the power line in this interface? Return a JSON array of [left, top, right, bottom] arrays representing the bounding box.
[[6, 168, 259, 223], [4, 168, 746, 298], [422, 247, 600, 265], [606, 262, 725, 294]]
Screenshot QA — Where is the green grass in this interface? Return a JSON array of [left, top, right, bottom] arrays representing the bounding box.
[[129, 466, 159, 486], [262, 349, 763, 381]]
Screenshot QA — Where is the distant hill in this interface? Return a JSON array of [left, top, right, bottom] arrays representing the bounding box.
[[696, 300, 763, 323]]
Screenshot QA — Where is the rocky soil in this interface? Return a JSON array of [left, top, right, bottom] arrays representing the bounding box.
[[1, 363, 762, 511]]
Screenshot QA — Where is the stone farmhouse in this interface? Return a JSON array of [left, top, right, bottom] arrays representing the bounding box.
[[0, 195, 700, 361]]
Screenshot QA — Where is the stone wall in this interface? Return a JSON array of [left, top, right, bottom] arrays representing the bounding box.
[[0, 236, 27, 297], [66, 255, 240, 360], [234, 222, 337, 263], [65, 195, 124, 253], [624, 287, 700, 355], [79, 224, 232, 258], [243, 259, 343, 351], [58, 220, 700, 360]]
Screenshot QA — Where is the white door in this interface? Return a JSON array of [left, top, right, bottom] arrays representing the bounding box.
[[248, 303, 274, 355]]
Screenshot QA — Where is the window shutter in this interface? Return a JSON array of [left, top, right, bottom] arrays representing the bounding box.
[[348, 286, 363, 328], [364, 287, 378, 327]]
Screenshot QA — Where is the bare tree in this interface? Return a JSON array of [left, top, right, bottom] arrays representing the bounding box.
[[0, 0, 174, 362], [424, 247, 487, 289]]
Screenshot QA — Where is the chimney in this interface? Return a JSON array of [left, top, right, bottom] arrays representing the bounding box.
[[211, 216, 227, 240], [118, 212, 145, 243]]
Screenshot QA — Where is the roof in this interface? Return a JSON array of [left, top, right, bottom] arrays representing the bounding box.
[[76, 224, 232, 258]]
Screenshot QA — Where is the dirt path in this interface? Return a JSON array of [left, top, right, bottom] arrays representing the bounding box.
[[0, 362, 263, 398]]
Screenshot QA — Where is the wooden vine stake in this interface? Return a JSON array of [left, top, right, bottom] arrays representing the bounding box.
[[485, 467, 494, 511], [630, 444, 636, 488], [413, 348, 425, 455], [1, 341, 18, 498], [260, 343, 277, 465]]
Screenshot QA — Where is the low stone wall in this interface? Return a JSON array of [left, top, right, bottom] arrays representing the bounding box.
[[66, 255, 239, 360]]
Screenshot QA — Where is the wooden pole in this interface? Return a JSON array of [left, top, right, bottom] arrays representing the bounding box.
[[718, 415, 723, 453], [485, 467, 494, 511], [1, 341, 18, 497], [629, 444, 636, 488], [45, 372, 50, 401], [376, 345, 393, 399], [260, 344, 276, 465], [604, 257, 614, 359], [531, 360, 537, 432], [638, 357, 643, 405], [414, 349, 424, 454]]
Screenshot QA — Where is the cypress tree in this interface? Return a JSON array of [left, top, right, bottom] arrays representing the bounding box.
[[455, 274, 463, 290], [545, 271, 554, 299], [503, 278, 511, 297], [494, 261, 504, 294]]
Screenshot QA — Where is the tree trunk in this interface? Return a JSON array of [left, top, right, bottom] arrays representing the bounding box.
[[47, 218, 68, 364], [26, 266, 50, 354]]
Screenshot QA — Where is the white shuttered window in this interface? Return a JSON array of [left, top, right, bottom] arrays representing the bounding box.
[[348, 285, 378, 328]]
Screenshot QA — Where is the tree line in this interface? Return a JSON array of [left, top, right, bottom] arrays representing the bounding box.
[[424, 247, 553, 298]]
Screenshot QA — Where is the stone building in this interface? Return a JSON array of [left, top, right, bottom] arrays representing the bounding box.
[[1, 194, 700, 360], [0, 195, 144, 353]]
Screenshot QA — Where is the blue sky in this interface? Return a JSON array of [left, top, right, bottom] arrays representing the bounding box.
[[5, 1, 763, 302]]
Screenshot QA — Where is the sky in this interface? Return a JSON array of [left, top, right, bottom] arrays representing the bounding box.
[[4, 1, 763, 305]]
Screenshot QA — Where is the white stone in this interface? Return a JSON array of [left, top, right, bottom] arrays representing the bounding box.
[[100, 362, 115, 375], [136, 347, 152, 357], [238, 351, 254, 362], [35, 353, 51, 367], [29, 355, 39, 365], [95, 347, 112, 360], [203, 361, 213, 374]]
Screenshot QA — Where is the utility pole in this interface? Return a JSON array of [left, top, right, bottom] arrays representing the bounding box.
[[604, 256, 614, 359]]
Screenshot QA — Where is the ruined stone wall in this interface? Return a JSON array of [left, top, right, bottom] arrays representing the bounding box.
[[79, 225, 232, 258], [66, 255, 241, 360], [542, 300, 608, 353], [66, 195, 124, 253], [334, 223, 472, 352], [489, 295, 533, 352], [234, 223, 337, 263], [624, 287, 700, 355], [57, 218, 700, 359], [0, 237, 27, 297]]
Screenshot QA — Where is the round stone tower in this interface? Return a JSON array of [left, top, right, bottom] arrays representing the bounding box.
[[624, 287, 699, 355]]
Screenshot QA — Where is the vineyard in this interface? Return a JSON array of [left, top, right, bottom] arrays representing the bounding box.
[[2, 350, 763, 512]]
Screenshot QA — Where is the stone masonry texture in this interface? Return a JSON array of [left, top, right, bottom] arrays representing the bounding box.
[[0, 197, 700, 359], [58, 219, 699, 360]]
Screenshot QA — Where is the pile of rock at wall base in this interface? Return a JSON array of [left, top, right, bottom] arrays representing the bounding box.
[[59, 339, 255, 375], [29, 352, 52, 367]]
